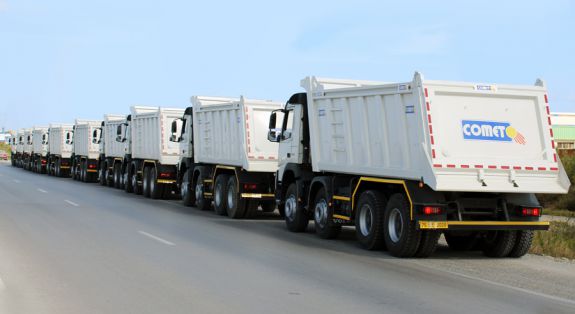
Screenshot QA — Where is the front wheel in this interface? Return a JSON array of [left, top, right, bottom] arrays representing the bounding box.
[[124, 166, 134, 193], [355, 190, 387, 250], [132, 167, 142, 195], [195, 176, 211, 211], [383, 193, 421, 258], [284, 183, 309, 232], [181, 169, 195, 206]]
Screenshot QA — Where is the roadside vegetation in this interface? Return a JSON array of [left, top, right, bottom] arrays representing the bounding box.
[[0, 142, 10, 158], [530, 221, 575, 259], [538, 153, 575, 214]]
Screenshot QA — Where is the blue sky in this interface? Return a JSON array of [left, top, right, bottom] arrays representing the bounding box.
[[0, 0, 574, 130]]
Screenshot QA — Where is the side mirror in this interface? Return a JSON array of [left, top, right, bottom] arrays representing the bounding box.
[[92, 128, 102, 144], [170, 119, 183, 142], [65, 132, 73, 145], [267, 111, 281, 142], [42, 134, 48, 145]]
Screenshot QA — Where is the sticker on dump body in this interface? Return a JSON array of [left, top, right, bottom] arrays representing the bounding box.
[[461, 120, 526, 145]]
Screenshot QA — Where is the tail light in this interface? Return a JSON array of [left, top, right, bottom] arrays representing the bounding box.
[[159, 172, 172, 178], [41, 160, 47, 165], [243, 183, 257, 191], [422, 206, 442, 215], [520, 207, 541, 217], [88, 164, 96, 169]]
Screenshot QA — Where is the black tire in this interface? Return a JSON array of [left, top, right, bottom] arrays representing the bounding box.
[[508, 230, 534, 258], [149, 167, 164, 199], [261, 201, 276, 213], [124, 166, 133, 193], [213, 174, 229, 215], [81, 161, 88, 182], [56, 160, 61, 177], [114, 163, 122, 189], [99, 161, 107, 186], [481, 231, 517, 258], [226, 176, 246, 219], [132, 167, 142, 195], [142, 167, 151, 198], [383, 193, 421, 258], [312, 188, 341, 239], [355, 190, 387, 250], [181, 169, 195, 206], [444, 232, 480, 251], [195, 175, 211, 211], [284, 183, 309, 232], [244, 200, 259, 219], [415, 231, 441, 258]]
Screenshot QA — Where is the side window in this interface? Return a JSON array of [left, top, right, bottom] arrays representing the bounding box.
[[281, 109, 294, 141]]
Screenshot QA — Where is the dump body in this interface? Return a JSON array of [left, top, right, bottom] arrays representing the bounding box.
[[22, 129, 33, 154], [49, 124, 74, 158], [130, 106, 184, 165], [32, 127, 49, 157], [73, 120, 101, 159], [192, 96, 282, 172], [301, 74, 570, 194], [16, 131, 24, 154], [102, 114, 126, 158]]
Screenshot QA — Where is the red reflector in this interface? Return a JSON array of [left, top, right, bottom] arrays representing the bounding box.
[[88, 164, 96, 169], [243, 183, 257, 190], [41, 160, 46, 164], [423, 206, 442, 215], [159, 172, 171, 178], [521, 207, 541, 217]]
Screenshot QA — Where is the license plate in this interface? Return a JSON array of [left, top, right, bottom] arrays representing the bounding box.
[[419, 221, 448, 229]]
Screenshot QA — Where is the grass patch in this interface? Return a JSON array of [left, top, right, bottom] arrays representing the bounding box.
[[544, 208, 575, 218], [530, 221, 575, 259]]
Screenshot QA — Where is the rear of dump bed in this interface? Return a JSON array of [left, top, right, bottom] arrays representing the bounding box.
[[302, 73, 570, 195], [192, 96, 282, 172], [73, 120, 101, 159], [32, 127, 49, 156], [49, 124, 74, 158], [103, 114, 126, 158]]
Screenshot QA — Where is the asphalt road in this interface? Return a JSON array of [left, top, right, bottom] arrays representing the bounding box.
[[1, 162, 575, 314]]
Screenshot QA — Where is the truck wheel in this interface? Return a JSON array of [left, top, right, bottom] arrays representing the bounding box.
[[143, 167, 151, 198], [181, 169, 195, 206], [56, 160, 61, 177], [81, 161, 88, 182], [444, 232, 480, 251], [124, 166, 133, 193], [149, 167, 164, 199], [132, 168, 142, 195], [415, 231, 441, 258], [195, 176, 211, 211], [261, 201, 276, 213], [114, 163, 122, 189], [355, 190, 387, 250], [226, 175, 246, 219], [284, 183, 309, 232], [508, 230, 534, 258], [384, 193, 421, 258], [313, 188, 341, 239], [481, 231, 517, 258], [214, 174, 229, 216], [99, 161, 106, 185]]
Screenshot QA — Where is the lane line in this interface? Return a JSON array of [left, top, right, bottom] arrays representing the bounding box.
[[37, 188, 48, 193], [138, 231, 176, 246], [12, 179, 20, 183], [410, 261, 575, 306], [0, 274, 5, 290], [64, 200, 79, 207]]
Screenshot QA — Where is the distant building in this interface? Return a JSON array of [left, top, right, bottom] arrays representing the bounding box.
[[0, 133, 12, 144], [551, 112, 575, 152]]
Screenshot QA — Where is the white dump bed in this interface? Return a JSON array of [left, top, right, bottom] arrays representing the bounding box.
[[192, 96, 282, 172], [73, 119, 101, 159], [49, 124, 74, 158], [102, 114, 126, 158], [32, 127, 49, 157], [16, 130, 26, 153], [302, 74, 570, 194], [22, 129, 33, 154], [130, 106, 184, 165]]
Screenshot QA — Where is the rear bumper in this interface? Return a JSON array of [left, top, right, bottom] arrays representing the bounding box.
[[418, 220, 550, 231], [240, 193, 275, 200]]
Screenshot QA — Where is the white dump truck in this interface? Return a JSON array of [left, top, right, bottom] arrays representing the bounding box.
[[22, 129, 34, 170], [10, 133, 18, 166], [116, 106, 184, 199], [47, 124, 74, 177], [97, 114, 127, 188], [31, 126, 49, 173], [268, 73, 571, 258], [14, 130, 25, 167], [170, 96, 282, 218], [71, 119, 102, 182]]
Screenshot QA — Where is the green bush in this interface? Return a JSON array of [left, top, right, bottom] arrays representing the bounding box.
[[538, 154, 575, 211]]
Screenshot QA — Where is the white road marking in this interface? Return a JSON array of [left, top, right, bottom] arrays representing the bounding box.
[[138, 231, 175, 246], [0, 274, 5, 290], [37, 188, 48, 193], [12, 179, 20, 183], [64, 200, 79, 207]]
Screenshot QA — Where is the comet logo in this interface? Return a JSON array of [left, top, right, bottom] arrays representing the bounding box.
[[462, 120, 526, 145]]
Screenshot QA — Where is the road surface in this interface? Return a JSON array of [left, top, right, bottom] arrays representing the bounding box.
[[1, 162, 574, 314]]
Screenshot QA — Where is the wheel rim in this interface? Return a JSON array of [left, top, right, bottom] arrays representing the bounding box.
[[181, 180, 188, 198], [214, 182, 222, 207], [359, 204, 374, 237], [227, 184, 235, 210], [314, 199, 328, 229], [388, 207, 403, 243], [285, 194, 297, 222], [132, 174, 137, 190], [195, 181, 203, 201]]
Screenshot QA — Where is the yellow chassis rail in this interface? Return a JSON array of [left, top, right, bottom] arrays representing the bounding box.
[[419, 220, 550, 231]]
